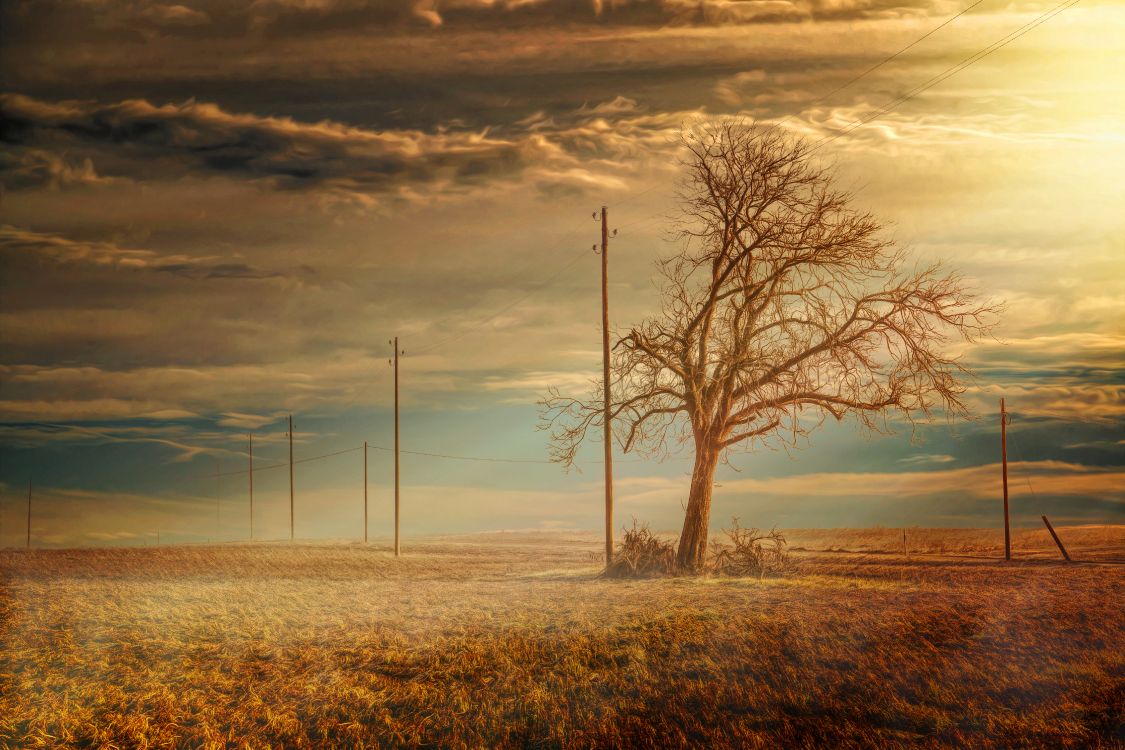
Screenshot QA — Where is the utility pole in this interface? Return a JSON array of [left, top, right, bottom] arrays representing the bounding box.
[[248, 433, 254, 541], [288, 414, 295, 542], [363, 440, 368, 544], [26, 479, 32, 549], [600, 206, 614, 566], [393, 337, 401, 557], [1001, 397, 1011, 561], [215, 459, 220, 542]]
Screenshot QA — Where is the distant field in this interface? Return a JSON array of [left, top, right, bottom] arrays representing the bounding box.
[[2, 528, 1123, 748]]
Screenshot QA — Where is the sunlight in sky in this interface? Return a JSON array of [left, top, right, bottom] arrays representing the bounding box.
[[0, 0, 1121, 545]]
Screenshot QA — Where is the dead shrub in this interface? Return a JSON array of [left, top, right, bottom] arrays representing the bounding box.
[[605, 520, 675, 578], [710, 519, 791, 578]]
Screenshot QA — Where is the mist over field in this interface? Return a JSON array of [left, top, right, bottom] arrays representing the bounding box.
[[3, 530, 1124, 747]]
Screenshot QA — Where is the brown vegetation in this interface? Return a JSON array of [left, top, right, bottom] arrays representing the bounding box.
[[710, 520, 790, 578], [605, 520, 676, 578], [1, 529, 1122, 748]]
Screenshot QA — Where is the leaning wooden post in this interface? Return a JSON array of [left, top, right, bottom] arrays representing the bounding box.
[[1041, 515, 1072, 562]]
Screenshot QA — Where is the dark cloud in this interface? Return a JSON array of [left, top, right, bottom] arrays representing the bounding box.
[[0, 224, 283, 281], [0, 92, 563, 199], [1, 0, 955, 45]]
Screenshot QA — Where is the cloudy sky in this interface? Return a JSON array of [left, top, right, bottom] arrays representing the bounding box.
[[1, 0, 1122, 547]]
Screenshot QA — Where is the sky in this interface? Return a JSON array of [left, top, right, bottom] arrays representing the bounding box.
[[0, 0, 1122, 547]]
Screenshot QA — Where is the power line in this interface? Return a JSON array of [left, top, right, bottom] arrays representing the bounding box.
[[364, 443, 551, 464], [768, 0, 987, 138], [188, 441, 552, 480], [814, 0, 1083, 151], [411, 245, 592, 355], [393, 0, 1062, 361]]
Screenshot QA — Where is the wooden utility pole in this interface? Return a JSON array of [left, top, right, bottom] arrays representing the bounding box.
[[393, 337, 401, 557], [288, 414, 295, 542], [215, 459, 221, 542], [1041, 515, 1071, 562], [248, 433, 254, 541], [1001, 398, 1011, 561], [26, 479, 32, 549], [600, 206, 614, 566], [363, 440, 368, 544]]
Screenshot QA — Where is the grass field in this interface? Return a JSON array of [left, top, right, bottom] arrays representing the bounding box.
[[2, 527, 1123, 748]]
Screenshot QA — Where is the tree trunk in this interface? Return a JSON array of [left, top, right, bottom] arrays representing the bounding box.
[[676, 441, 719, 571]]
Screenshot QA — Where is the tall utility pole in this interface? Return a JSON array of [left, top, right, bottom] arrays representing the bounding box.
[[393, 337, 401, 557], [26, 479, 32, 549], [600, 206, 614, 566], [363, 440, 368, 544], [288, 414, 295, 542], [1001, 397, 1011, 561], [248, 433, 254, 541]]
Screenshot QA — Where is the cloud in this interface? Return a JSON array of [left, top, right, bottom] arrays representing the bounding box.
[[217, 412, 284, 429], [790, 100, 1125, 152], [6, 0, 960, 41], [139, 3, 212, 25], [897, 453, 956, 465], [722, 461, 1125, 500], [0, 147, 113, 190], [0, 421, 215, 461], [0, 92, 565, 201], [608, 461, 1125, 507], [0, 224, 287, 280]]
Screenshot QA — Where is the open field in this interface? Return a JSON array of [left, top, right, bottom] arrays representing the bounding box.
[[2, 528, 1123, 748]]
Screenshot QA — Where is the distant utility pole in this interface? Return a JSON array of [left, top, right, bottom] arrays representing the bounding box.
[[363, 440, 368, 544], [215, 459, 221, 542], [248, 433, 254, 541], [288, 414, 295, 542], [599, 206, 615, 566], [392, 337, 401, 557], [1001, 397, 1011, 561], [26, 479, 32, 549]]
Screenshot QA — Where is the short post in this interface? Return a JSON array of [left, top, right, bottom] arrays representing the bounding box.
[[902, 529, 908, 558], [1041, 515, 1072, 562], [26, 479, 32, 549]]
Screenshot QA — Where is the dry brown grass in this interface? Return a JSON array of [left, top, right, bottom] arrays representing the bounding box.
[[1, 529, 1123, 748], [785, 525, 1125, 560]]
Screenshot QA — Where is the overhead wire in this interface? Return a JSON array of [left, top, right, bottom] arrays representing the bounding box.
[[402, 0, 1076, 359], [813, 0, 1083, 151], [19, 2, 1089, 493], [766, 0, 988, 137]]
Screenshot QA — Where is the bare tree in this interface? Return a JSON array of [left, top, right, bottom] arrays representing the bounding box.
[[541, 122, 999, 571]]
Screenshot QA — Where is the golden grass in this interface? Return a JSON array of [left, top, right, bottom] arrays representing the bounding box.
[[1, 529, 1123, 748]]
